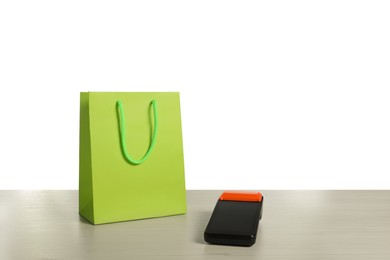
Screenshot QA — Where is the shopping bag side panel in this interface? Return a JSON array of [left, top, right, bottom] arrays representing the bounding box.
[[79, 92, 95, 224]]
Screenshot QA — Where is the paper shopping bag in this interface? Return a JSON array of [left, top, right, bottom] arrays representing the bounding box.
[[79, 92, 186, 224]]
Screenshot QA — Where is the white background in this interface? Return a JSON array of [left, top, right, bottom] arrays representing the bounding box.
[[0, 0, 389, 189]]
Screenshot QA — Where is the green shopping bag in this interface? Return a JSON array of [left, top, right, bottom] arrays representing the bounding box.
[[79, 92, 186, 224]]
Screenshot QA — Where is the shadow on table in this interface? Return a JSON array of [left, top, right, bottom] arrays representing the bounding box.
[[191, 210, 212, 244]]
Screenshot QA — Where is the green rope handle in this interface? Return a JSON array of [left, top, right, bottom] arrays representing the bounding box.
[[116, 100, 158, 165]]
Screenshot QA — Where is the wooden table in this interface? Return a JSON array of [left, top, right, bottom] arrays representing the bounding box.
[[1, 190, 389, 259]]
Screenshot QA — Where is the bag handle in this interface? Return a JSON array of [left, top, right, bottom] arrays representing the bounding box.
[[116, 100, 158, 165]]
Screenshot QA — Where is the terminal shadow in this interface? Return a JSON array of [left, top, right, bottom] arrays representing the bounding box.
[[191, 210, 212, 244]]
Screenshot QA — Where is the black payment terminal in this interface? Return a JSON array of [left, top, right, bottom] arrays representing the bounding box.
[[204, 192, 263, 247]]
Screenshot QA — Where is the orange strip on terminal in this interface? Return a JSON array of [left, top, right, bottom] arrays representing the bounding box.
[[219, 192, 263, 202]]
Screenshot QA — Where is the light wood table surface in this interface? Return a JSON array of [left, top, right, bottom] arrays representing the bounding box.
[[1, 190, 389, 259]]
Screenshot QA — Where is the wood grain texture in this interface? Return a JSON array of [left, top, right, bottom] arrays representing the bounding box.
[[1, 190, 389, 259]]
